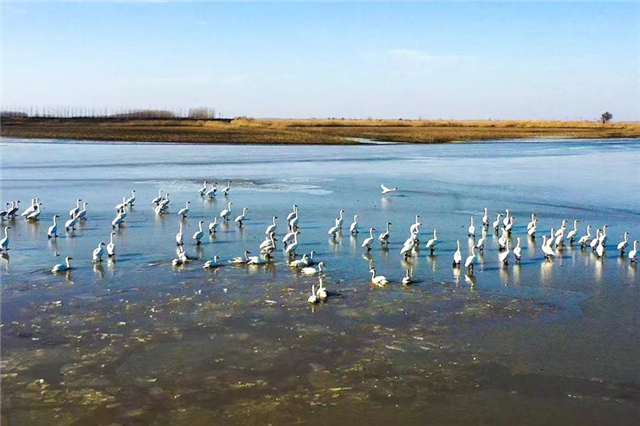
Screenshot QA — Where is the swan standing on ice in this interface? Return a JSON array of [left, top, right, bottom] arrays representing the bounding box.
[[599, 225, 609, 247], [328, 219, 340, 237], [590, 229, 602, 250], [527, 213, 537, 231], [76, 202, 89, 220], [0, 227, 10, 251], [503, 209, 511, 227], [125, 190, 136, 207], [52, 256, 72, 273], [513, 237, 522, 263], [409, 215, 421, 235], [284, 231, 300, 257], [115, 197, 128, 213], [541, 235, 556, 260], [628, 241, 638, 262], [381, 184, 398, 195], [176, 222, 184, 246], [193, 220, 205, 245], [468, 217, 476, 237], [222, 180, 232, 196], [335, 210, 345, 229], [566, 220, 579, 243], [482, 208, 489, 228], [498, 228, 508, 251], [505, 216, 515, 234], [577, 225, 592, 248], [555, 220, 567, 238], [498, 241, 510, 266], [21, 198, 39, 217], [349, 215, 359, 235], [111, 212, 125, 230], [453, 240, 462, 266], [265, 216, 278, 235], [107, 232, 116, 257], [287, 205, 298, 222], [234, 207, 248, 227], [596, 240, 605, 258], [527, 219, 537, 238], [493, 214, 503, 231], [302, 262, 325, 276], [203, 255, 221, 268], [66, 215, 79, 231], [476, 234, 485, 252], [48, 215, 59, 238], [198, 181, 208, 196], [261, 233, 278, 256], [26, 204, 42, 221], [93, 242, 106, 262], [362, 227, 375, 252], [378, 222, 391, 247], [206, 183, 217, 199], [152, 189, 163, 205], [220, 202, 233, 221], [464, 247, 477, 273], [316, 278, 328, 301], [369, 268, 388, 286], [425, 229, 438, 254], [177, 201, 190, 218], [209, 217, 219, 234], [69, 199, 82, 218], [617, 232, 630, 255]]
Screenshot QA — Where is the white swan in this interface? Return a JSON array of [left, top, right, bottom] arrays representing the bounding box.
[[577, 225, 592, 248], [222, 180, 232, 196], [76, 202, 88, 220], [66, 216, 79, 231], [328, 218, 340, 237], [111, 212, 125, 229], [306, 251, 316, 266], [177, 201, 190, 218], [369, 268, 388, 286], [476, 235, 485, 252], [107, 232, 116, 257], [596, 240, 605, 258], [265, 216, 278, 235], [425, 229, 438, 254], [493, 213, 503, 231], [26, 204, 41, 221], [69, 199, 82, 218], [527, 213, 537, 230], [541, 235, 556, 259], [554, 226, 564, 248], [599, 225, 608, 246], [566, 219, 579, 243], [380, 184, 397, 195], [209, 217, 219, 234], [203, 255, 221, 268], [453, 240, 462, 266], [115, 196, 127, 212], [230, 250, 251, 265], [617, 232, 629, 255], [308, 284, 319, 304], [513, 237, 522, 262], [219, 202, 232, 221], [206, 182, 217, 198], [152, 189, 163, 205], [402, 269, 413, 286], [504, 216, 515, 234], [285, 231, 300, 257], [464, 246, 477, 273], [400, 241, 414, 259], [92, 242, 106, 262], [498, 241, 510, 266], [7, 201, 20, 218], [301, 261, 325, 276], [289, 254, 308, 268], [361, 227, 375, 251], [590, 229, 601, 250], [0, 226, 10, 251], [0, 202, 10, 220], [628, 240, 638, 262], [335, 210, 345, 229], [503, 209, 511, 227], [287, 205, 298, 222], [193, 220, 205, 245], [498, 228, 508, 251], [468, 217, 476, 237], [409, 215, 421, 235], [198, 181, 208, 196], [482, 208, 489, 227], [52, 256, 72, 273], [247, 253, 267, 265], [21, 198, 37, 217], [234, 207, 248, 226], [555, 220, 567, 238], [527, 219, 537, 237], [316, 278, 328, 301], [48, 215, 59, 239], [283, 229, 296, 247], [176, 222, 184, 246], [349, 215, 359, 235], [159, 193, 171, 208], [260, 232, 277, 250], [125, 189, 136, 206], [378, 222, 391, 247]]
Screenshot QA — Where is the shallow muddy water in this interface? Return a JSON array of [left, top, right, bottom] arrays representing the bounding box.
[[1, 138, 639, 425]]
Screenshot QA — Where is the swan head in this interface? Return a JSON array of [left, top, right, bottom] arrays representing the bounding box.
[[66, 256, 73, 261], [110, 231, 116, 236], [199, 220, 205, 224], [99, 242, 105, 246]]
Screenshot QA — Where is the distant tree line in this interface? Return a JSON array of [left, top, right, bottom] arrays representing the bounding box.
[[0, 106, 222, 120]]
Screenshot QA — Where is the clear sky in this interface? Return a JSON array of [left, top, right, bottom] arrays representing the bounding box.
[[2, 1, 639, 120]]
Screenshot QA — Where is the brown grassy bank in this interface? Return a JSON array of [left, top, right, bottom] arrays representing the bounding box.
[[2, 117, 639, 144]]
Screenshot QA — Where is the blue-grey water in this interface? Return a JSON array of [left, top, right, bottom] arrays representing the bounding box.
[[1, 138, 639, 425]]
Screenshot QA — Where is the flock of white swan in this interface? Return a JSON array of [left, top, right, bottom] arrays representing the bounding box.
[[1, 182, 638, 303]]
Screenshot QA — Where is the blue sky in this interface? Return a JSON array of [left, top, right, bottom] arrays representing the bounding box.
[[2, 1, 639, 120]]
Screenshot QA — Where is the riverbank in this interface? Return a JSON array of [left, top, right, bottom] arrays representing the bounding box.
[[2, 117, 639, 144]]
